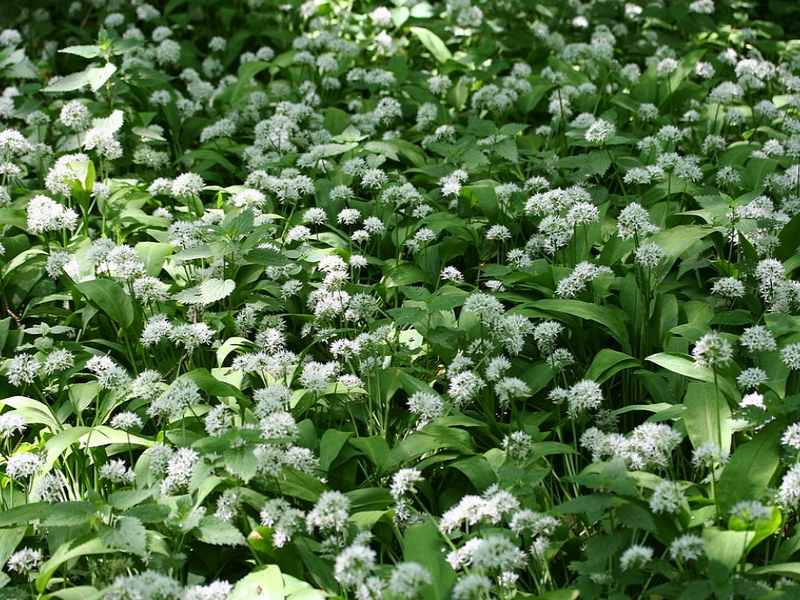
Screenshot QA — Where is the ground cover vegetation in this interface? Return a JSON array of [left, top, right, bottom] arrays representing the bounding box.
[[0, 0, 799, 597]]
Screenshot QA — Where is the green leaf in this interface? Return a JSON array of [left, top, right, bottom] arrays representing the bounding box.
[[125, 503, 171, 524], [646, 352, 714, 382], [36, 536, 115, 593], [135, 242, 172, 276], [91, 109, 124, 133], [227, 61, 271, 105], [1, 396, 61, 430], [43, 70, 92, 93], [585, 349, 640, 384], [716, 420, 782, 515], [196, 516, 246, 546], [402, 523, 456, 600], [409, 27, 452, 63], [132, 126, 166, 142], [76, 279, 134, 328], [0, 528, 25, 571], [229, 565, 326, 600], [350, 436, 390, 468], [184, 368, 247, 401], [533, 299, 631, 351], [467, 117, 496, 137], [44, 586, 102, 600], [533, 590, 580, 600], [703, 527, 754, 570], [223, 446, 259, 484], [59, 45, 103, 59], [683, 382, 732, 453], [380, 425, 474, 474], [553, 493, 618, 522], [450, 455, 497, 491], [247, 527, 305, 581], [646, 352, 738, 401], [319, 429, 353, 474], [173, 278, 235, 305], [43, 502, 97, 527], [729, 506, 782, 552], [392, 5, 410, 26], [245, 247, 289, 266], [88, 63, 117, 92], [748, 563, 800, 579], [0, 503, 52, 527], [107, 489, 155, 511], [323, 107, 350, 136], [99, 516, 147, 555]]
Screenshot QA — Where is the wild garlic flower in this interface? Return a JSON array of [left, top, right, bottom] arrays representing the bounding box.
[[5, 353, 41, 386], [730, 500, 771, 524], [451, 574, 493, 600], [160, 447, 199, 496], [737, 367, 768, 390], [260, 498, 304, 547], [104, 571, 182, 599], [555, 261, 612, 298], [584, 119, 615, 143], [5, 452, 45, 479], [669, 534, 706, 562], [692, 331, 733, 369], [634, 240, 664, 267], [448, 371, 485, 406], [387, 562, 431, 598], [390, 468, 424, 501], [441, 266, 464, 283], [6, 547, 42, 573], [780, 464, 800, 509], [170, 172, 204, 198], [617, 202, 659, 240], [0, 413, 26, 438], [620, 544, 654, 570], [782, 423, 800, 450], [407, 391, 445, 427], [503, 431, 535, 462], [109, 411, 143, 430], [99, 459, 136, 484], [712, 277, 746, 298], [649, 481, 686, 514], [739, 325, 777, 353], [26, 195, 78, 234], [306, 490, 350, 535], [781, 343, 800, 370], [691, 440, 729, 469]]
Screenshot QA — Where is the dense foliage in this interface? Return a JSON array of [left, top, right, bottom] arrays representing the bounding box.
[[1, 0, 800, 598]]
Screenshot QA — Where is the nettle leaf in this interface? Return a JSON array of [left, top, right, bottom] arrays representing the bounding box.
[[43, 70, 92, 93], [196, 516, 247, 546], [494, 138, 518, 162], [99, 516, 147, 556], [59, 45, 104, 59], [467, 117, 496, 137], [173, 278, 235, 305], [125, 503, 171, 524], [245, 247, 289, 266], [88, 63, 117, 92], [91, 109, 124, 133]]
